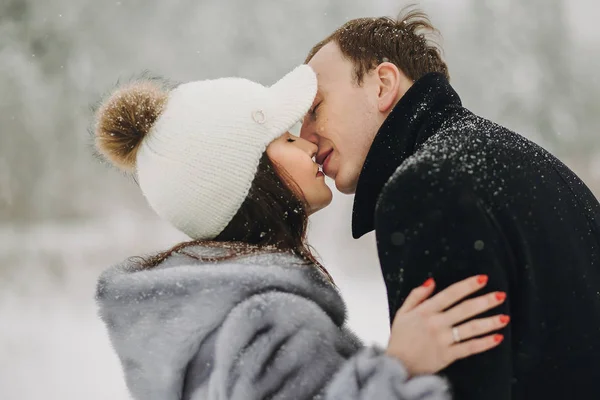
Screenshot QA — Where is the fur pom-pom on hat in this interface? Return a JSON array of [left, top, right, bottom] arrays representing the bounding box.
[[94, 80, 169, 172]]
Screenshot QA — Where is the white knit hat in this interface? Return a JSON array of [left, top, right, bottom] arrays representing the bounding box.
[[134, 65, 317, 240]]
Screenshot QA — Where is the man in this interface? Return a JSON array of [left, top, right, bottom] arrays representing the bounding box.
[[300, 8, 600, 400]]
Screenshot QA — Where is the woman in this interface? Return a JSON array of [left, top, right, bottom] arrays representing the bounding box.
[[93, 65, 509, 400]]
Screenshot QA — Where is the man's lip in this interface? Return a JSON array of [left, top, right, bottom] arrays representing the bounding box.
[[322, 151, 333, 175], [316, 149, 333, 166]]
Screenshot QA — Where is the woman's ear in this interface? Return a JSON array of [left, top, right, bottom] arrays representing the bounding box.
[[376, 63, 412, 113]]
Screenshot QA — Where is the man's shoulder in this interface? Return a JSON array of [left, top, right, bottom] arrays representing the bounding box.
[[384, 114, 530, 187], [376, 108, 545, 208]]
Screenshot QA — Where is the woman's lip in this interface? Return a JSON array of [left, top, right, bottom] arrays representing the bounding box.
[[316, 170, 325, 178]]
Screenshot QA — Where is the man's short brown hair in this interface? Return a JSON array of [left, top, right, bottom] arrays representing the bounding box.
[[306, 7, 449, 84]]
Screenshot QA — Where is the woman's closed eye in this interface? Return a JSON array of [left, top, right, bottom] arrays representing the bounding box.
[[287, 137, 296, 143]]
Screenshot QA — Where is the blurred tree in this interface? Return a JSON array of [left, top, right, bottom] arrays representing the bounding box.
[[462, 0, 599, 184], [461, 0, 572, 150]]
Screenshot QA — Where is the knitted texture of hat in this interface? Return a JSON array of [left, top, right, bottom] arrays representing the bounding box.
[[136, 65, 317, 239]]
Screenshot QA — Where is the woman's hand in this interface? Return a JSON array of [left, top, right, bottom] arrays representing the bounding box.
[[386, 275, 509, 376]]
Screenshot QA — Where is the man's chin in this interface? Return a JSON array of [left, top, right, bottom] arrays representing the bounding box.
[[334, 176, 358, 195]]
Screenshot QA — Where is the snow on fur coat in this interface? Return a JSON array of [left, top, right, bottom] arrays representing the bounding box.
[[96, 245, 450, 400]]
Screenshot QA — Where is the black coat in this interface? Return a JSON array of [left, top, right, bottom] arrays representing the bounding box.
[[352, 73, 600, 400]]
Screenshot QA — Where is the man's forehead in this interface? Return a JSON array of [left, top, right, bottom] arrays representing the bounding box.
[[308, 42, 351, 90], [308, 42, 343, 69]]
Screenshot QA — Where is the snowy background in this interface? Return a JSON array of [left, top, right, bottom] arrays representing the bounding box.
[[1, 0, 599, 398]]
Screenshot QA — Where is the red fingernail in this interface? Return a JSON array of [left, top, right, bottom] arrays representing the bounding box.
[[423, 278, 434, 287], [495, 292, 507, 301], [500, 315, 510, 324], [494, 334, 504, 343], [477, 275, 488, 285]]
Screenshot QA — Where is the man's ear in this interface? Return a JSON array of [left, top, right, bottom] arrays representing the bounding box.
[[376, 63, 412, 113]]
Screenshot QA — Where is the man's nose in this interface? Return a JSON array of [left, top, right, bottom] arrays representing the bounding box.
[[299, 119, 319, 145], [309, 142, 318, 158]]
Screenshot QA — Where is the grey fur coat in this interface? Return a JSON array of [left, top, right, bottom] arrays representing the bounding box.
[[96, 246, 450, 400]]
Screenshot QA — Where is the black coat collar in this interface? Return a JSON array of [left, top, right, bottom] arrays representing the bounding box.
[[351, 72, 463, 238]]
